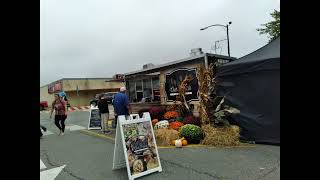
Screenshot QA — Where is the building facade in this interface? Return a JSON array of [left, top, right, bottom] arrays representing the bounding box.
[[124, 49, 237, 114], [40, 78, 124, 107]]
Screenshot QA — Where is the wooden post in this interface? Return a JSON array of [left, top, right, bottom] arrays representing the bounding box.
[[159, 71, 166, 105]]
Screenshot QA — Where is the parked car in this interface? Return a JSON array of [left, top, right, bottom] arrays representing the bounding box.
[[90, 92, 117, 106], [89, 94, 100, 107], [105, 92, 117, 103], [40, 101, 48, 111]]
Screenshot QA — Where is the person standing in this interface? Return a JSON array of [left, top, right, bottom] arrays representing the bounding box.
[[113, 87, 131, 127], [50, 94, 67, 135], [98, 94, 111, 134]]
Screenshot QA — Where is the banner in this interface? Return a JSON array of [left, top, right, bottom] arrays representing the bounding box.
[[48, 81, 63, 94]]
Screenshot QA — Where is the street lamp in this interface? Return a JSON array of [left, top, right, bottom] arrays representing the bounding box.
[[200, 21, 232, 57]]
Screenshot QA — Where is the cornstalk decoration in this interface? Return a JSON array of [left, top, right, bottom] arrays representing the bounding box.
[[177, 75, 193, 109], [197, 63, 216, 125]]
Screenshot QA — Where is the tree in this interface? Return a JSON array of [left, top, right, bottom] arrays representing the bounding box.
[[257, 10, 280, 42]]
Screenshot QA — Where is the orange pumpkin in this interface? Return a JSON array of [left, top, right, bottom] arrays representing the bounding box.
[[152, 119, 159, 126], [182, 139, 188, 146], [171, 140, 176, 146]]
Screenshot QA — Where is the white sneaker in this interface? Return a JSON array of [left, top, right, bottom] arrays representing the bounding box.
[[61, 133, 65, 136]]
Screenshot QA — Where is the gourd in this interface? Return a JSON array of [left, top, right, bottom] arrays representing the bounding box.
[[174, 139, 182, 148], [152, 119, 159, 126], [172, 137, 188, 147], [171, 140, 176, 146], [182, 139, 188, 146]]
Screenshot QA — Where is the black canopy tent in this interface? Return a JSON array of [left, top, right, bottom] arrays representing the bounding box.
[[216, 37, 280, 144]]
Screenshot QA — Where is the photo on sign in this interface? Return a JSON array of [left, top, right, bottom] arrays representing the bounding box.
[[122, 121, 159, 175]]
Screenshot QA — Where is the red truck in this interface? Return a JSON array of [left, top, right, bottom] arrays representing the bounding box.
[[40, 101, 48, 111]]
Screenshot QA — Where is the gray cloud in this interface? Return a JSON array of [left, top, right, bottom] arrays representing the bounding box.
[[40, 0, 280, 86]]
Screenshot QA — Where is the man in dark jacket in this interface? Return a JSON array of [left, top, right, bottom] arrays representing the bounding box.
[[113, 87, 131, 128], [98, 94, 111, 134]]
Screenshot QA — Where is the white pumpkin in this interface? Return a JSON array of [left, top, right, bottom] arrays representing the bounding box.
[[175, 139, 182, 148], [154, 120, 169, 130]]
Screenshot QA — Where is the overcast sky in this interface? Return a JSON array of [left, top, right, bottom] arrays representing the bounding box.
[[40, 0, 280, 86]]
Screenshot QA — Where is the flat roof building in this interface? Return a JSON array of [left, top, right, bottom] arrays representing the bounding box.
[[40, 77, 124, 107], [124, 49, 237, 114]]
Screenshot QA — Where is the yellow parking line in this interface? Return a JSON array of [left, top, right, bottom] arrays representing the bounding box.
[[158, 144, 255, 149], [80, 130, 255, 149]]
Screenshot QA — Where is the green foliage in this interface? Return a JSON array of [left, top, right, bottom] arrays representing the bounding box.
[[176, 104, 192, 117], [180, 124, 203, 143], [213, 110, 230, 127], [257, 10, 280, 42], [176, 117, 184, 122]]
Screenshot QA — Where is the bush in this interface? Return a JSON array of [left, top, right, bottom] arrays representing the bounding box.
[[180, 124, 203, 144], [176, 104, 193, 117], [163, 111, 179, 119], [176, 117, 184, 122], [149, 106, 165, 120], [183, 116, 201, 126], [169, 121, 184, 131]]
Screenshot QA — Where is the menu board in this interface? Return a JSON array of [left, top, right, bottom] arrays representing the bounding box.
[[88, 106, 101, 130], [112, 113, 162, 180]]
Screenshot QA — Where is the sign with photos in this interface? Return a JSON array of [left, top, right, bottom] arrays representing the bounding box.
[[112, 113, 162, 180]]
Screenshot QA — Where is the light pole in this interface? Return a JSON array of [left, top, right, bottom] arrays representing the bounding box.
[[200, 21, 232, 57]]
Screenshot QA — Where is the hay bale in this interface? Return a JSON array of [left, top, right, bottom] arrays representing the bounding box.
[[154, 129, 180, 146], [201, 125, 240, 147]]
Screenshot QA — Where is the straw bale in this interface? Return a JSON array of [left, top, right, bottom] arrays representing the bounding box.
[[154, 129, 180, 146], [201, 125, 240, 146]]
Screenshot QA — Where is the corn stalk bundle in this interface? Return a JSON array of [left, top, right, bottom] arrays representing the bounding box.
[[197, 64, 215, 125], [175, 75, 193, 116]]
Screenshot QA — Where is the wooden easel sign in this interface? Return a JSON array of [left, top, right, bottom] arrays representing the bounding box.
[[112, 112, 162, 180]]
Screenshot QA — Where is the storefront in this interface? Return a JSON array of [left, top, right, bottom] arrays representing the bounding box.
[[124, 49, 236, 113], [40, 77, 124, 107]]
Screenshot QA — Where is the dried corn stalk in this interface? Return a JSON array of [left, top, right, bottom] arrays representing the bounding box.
[[177, 75, 193, 109], [197, 64, 215, 125]]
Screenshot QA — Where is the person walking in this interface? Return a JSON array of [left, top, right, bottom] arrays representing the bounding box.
[[98, 94, 111, 134], [113, 87, 131, 127], [50, 93, 67, 135], [59, 91, 70, 111]]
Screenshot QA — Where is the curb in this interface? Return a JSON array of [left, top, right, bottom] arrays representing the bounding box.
[[79, 129, 255, 149]]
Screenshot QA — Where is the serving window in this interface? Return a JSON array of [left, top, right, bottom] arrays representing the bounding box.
[[126, 76, 160, 103]]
